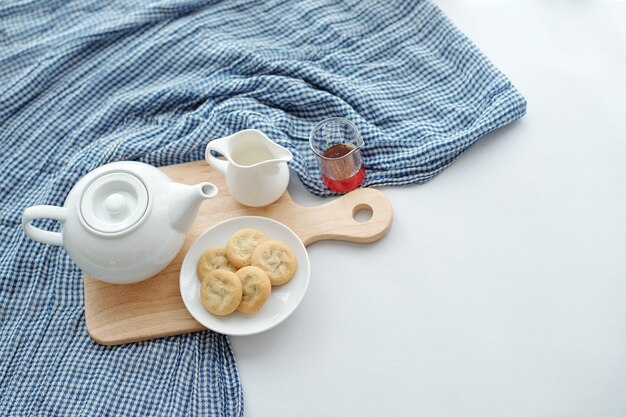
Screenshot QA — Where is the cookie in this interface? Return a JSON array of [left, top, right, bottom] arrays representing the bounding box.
[[236, 266, 272, 314], [200, 269, 243, 316], [197, 247, 236, 280], [226, 228, 269, 269], [251, 240, 297, 286]]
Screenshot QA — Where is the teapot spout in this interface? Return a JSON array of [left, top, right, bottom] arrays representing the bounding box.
[[170, 182, 218, 233]]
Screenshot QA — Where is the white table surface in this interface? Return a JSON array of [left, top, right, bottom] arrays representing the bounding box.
[[230, 2, 626, 416]]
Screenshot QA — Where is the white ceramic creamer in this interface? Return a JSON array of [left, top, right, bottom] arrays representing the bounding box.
[[205, 130, 293, 207]]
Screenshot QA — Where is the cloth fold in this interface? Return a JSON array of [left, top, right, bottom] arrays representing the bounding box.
[[0, 0, 524, 415]]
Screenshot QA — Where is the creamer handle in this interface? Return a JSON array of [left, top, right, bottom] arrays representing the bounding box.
[[205, 138, 229, 174]]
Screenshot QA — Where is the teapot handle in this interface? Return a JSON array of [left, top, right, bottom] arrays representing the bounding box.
[[22, 205, 67, 246], [205, 139, 229, 174]]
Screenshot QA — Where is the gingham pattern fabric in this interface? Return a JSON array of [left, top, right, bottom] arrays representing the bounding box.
[[0, 0, 525, 415]]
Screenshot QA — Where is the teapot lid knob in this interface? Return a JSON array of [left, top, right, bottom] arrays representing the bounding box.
[[80, 172, 149, 235], [104, 193, 127, 214]]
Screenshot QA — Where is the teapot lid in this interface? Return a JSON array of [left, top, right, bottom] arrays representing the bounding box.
[[80, 172, 149, 234]]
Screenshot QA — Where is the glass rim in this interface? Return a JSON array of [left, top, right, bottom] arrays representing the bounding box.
[[309, 117, 363, 160]]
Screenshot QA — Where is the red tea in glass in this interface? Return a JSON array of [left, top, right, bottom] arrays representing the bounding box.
[[310, 118, 365, 193], [321, 144, 366, 193]]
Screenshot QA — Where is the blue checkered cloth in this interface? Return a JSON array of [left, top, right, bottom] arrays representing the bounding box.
[[0, 0, 525, 415]]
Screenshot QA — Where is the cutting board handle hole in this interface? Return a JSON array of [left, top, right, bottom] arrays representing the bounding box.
[[352, 204, 373, 223]]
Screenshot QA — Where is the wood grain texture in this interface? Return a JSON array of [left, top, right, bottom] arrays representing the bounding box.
[[84, 161, 392, 345]]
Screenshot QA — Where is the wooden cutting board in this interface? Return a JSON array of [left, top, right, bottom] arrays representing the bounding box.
[[84, 161, 393, 345]]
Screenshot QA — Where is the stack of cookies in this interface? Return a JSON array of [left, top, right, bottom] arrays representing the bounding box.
[[196, 228, 297, 316]]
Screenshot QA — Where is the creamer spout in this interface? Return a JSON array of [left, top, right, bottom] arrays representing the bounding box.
[[267, 141, 293, 164]]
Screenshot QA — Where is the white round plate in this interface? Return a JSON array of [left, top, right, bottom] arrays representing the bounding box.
[[180, 216, 310, 336]]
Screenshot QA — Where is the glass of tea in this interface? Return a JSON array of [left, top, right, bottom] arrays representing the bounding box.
[[309, 117, 365, 193]]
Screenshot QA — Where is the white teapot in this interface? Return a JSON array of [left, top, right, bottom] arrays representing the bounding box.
[[22, 161, 218, 284]]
